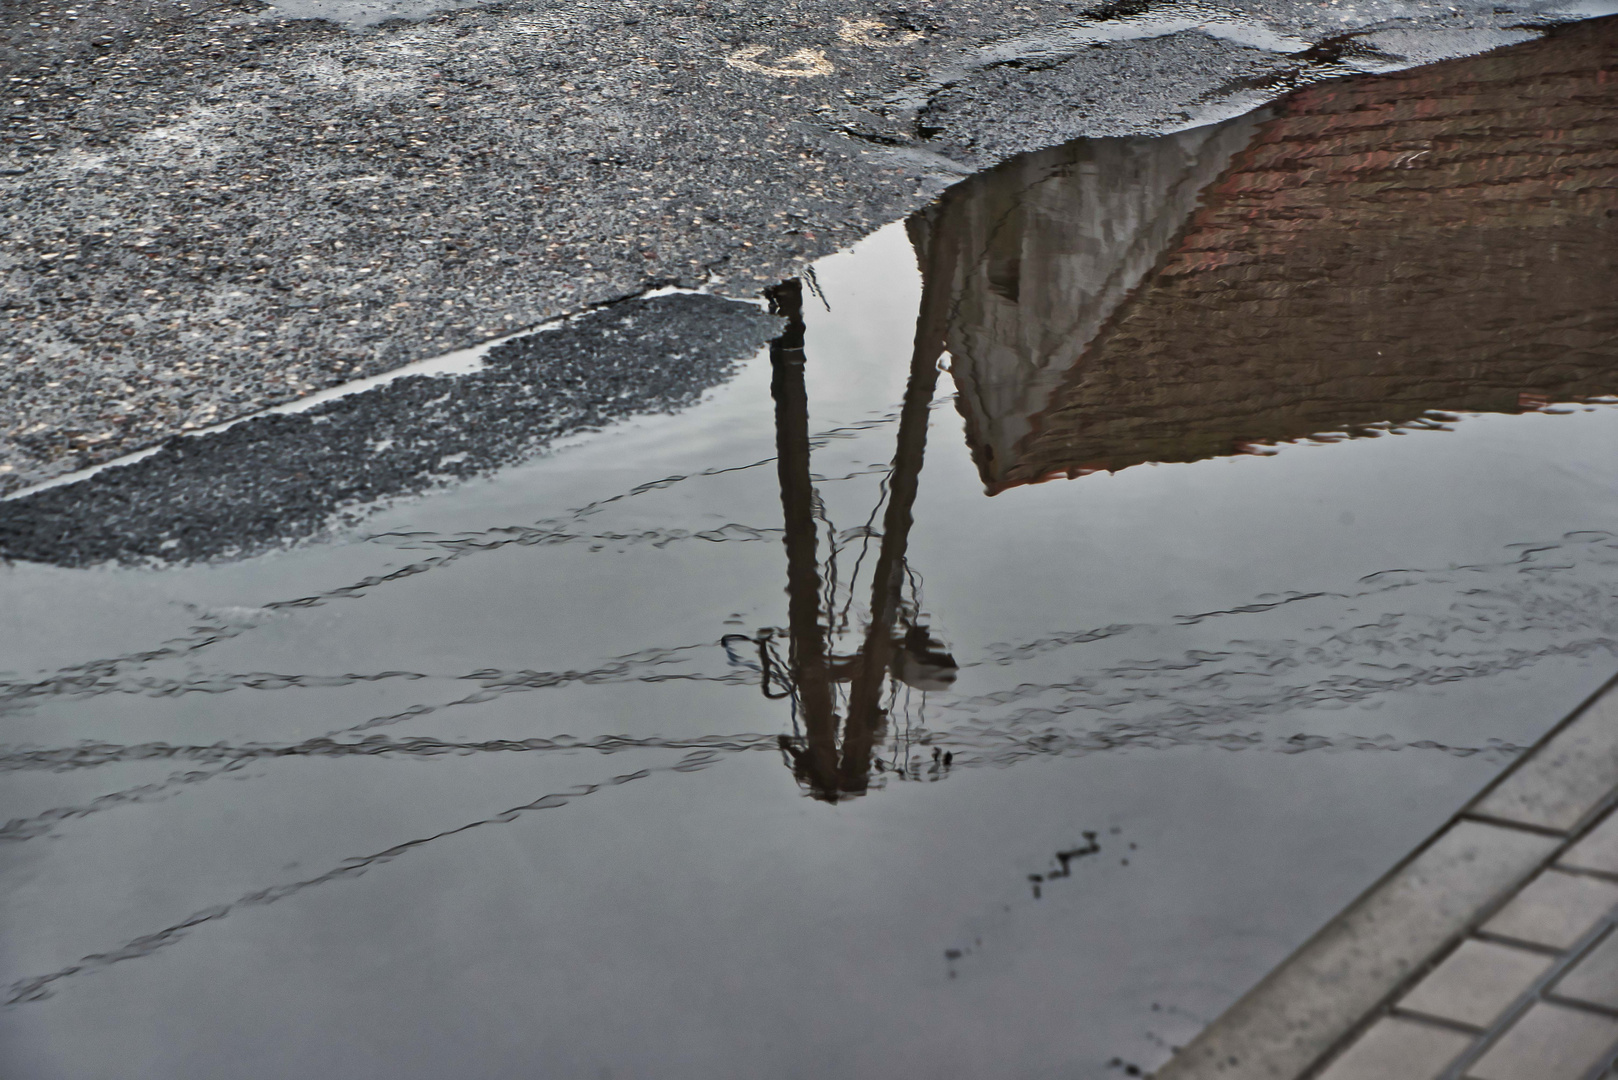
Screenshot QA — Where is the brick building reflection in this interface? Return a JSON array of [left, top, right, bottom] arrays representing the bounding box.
[[919, 16, 1618, 492], [739, 16, 1618, 800]]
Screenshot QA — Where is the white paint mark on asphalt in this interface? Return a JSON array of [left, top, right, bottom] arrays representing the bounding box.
[[725, 46, 835, 78], [838, 18, 923, 47]]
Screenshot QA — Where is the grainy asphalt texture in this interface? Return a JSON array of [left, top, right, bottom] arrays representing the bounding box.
[[0, 0, 1599, 498], [0, 293, 779, 564]]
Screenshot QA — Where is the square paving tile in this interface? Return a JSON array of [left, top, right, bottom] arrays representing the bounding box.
[[1467, 1002, 1618, 1079], [1556, 929, 1618, 1011], [1563, 809, 1618, 877], [1151, 822, 1556, 1080], [1482, 869, 1618, 949], [1399, 939, 1556, 1028], [1472, 689, 1618, 833], [1317, 1016, 1473, 1080]]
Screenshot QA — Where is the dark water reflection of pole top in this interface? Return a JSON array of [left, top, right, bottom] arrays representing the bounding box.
[[758, 206, 962, 802]]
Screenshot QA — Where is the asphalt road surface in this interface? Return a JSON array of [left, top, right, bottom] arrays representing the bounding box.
[[0, 0, 1602, 497]]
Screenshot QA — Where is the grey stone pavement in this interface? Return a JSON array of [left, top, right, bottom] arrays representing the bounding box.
[[1158, 675, 1618, 1080], [2, 0, 1608, 496]]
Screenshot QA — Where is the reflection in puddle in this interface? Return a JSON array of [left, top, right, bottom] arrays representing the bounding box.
[[921, 113, 1264, 486], [929, 16, 1618, 490], [3, 17, 1618, 1080], [748, 15, 1618, 805], [752, 276, 957, 801]]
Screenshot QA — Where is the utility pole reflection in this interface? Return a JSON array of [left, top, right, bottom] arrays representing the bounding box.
[[738, 210, 961, 802]]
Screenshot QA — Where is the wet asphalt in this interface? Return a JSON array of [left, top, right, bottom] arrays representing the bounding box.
[[0, 0, 1602, 512], [0, 293, 778, 564]]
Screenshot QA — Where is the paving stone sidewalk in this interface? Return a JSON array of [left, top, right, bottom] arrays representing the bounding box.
[[1159, 675, 1618, 1080]]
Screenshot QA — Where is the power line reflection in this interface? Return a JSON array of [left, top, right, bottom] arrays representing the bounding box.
[[734, 224, 962, 800]]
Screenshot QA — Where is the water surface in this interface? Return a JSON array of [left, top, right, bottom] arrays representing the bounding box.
[[3, 20, 1618, 1079]]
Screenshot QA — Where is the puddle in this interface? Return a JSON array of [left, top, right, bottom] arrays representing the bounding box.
[[3, 17, 1618, 1080]]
